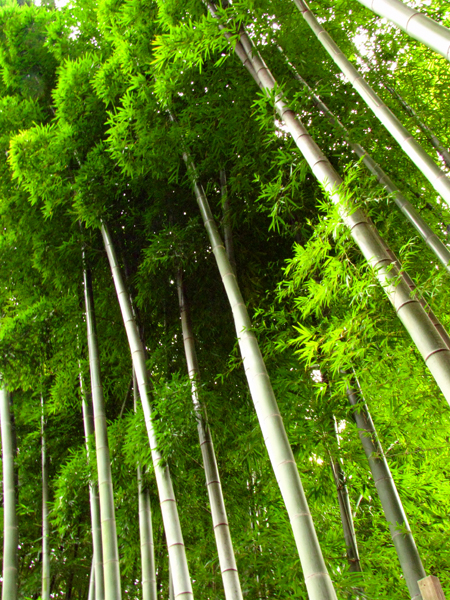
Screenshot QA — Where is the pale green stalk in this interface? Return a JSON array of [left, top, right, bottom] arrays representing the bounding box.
[[177, 270, 243, 600], [88, 558, 95, 600], [354, 0, 450, 62], [0, 387, 18, 600], [80, 372, 105, 600], [41, 395, 50, 600], [291, 0, 450, 207], [134, 371, 157, 600], [100, 222, 194, 600], [207, 4, 450, 406], [83, 263, 122, 600], [281, 54, 450, 271], [346, 378, 426, 600]]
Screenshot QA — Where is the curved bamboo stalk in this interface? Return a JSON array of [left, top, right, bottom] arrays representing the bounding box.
[[41, 395, 50, 600], [291, 0, 450, 207], [176, 270, 243, 600], [0, 387, 18, 600], [346, 377, 426, 600], [281, 53, 450, 271], [207, 5, 450, 406], [354, 0, 450, 63], [83, 263, 122, 600], [80, 372, 105, 600], [134, 370, 158, 600], [100, 222, 194, 600]]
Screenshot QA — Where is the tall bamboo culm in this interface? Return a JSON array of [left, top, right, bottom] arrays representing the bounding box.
[[100, 222, 194, 600], [354, 0, 450, 62], [83, 262, 122, 600], [79, 372, 105, 600], [0, 387, 18, 600], [346, 378, 426, 600], [41, 395, 50, 600], [88, 558, 95, 600], [281, 56, 450, 271], [134, 370, 158, 600], [176, 270, 243, 600], [291, 0, 450, 207], [178, 149, 338, 600], [207, 4, 450, 406]]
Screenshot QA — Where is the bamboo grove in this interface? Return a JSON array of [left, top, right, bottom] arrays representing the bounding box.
[[0, 0, 450, 597]]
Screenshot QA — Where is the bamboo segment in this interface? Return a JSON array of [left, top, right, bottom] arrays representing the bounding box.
[[282, 58, 450, 271], [41, 396, 50, 600], [134, 371, 158, 600], [177, 270, 243, 600], [292, 0, 450, 207], [83, 264, 122, 600], [354, 0, 450, 62], [80, 373, 105, 600], [180, 149, 338, 600], [209, 11, 450, 404], [346, 380, 426, 600], [0, 387, 18, 600], [101, 222, 194, 600], [88, 558, 95, 600]]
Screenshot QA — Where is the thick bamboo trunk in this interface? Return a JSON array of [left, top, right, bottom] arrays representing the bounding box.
[[41, 396, 50, 600], [291, 0, 450, 207], [176, 270, 243, 600], [346, 378, 426, 599], [281, 55, 450, 271], [101, 222, 194, 600], [80, 373, 105, 600], [220, 170, 237, 276], [0, 387, 18, 600], [207, 5, 450, 406], [88, 558, 95, 600], [83, 263, 122, 600], [177, 146, 338, 599], [353, 0, 450, 62], [134, 371, 157, 600]]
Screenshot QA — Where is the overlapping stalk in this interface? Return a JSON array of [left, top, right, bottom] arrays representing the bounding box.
[[83, 263, 122, 600], [282, 58, 450, 271], [41, 395, 50, 600], [176, 270, 243, 600], [88, 558, 95, 600], [134, 371, 157, 600], [0, 387, 18, 600], [346, 378, 426, 600], [79, 373, 105, 600], [100, 222, 194, 600], [179, 151, 338, 599], [353, 0, 450, 62], [207, 3, 450, 406], [292, 0, 450, 207]]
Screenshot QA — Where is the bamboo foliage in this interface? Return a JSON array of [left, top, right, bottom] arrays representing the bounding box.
[[100, 222, 194, 600], [207, 4, 450, 406], [176, 269, 244, 600], [41, 395, 50, 600], [346, 378, 426, 600], [354, 0, 450, 62], [134, 370, 157, 600], [292, 0, 450, 207], [281, 55, 450, 271], [0, 387, 18, 600], [83, 263, 122, 600], [80, 372, 105, 600], [220, 170, 237, 277]]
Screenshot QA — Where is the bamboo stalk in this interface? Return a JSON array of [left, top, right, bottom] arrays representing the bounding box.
[[88, 557, 95, 600], [0, 387, 18, 600], [354, 0, 450, 63], [41, 395, 50, 600], [134, 370, 158, 600], [80, 372, 105, 600], [280, 52, 450, 271], [207, 4, 450, 406], [100, 222, 194, 600], [291, 0, 450, 207], [83, 262, 122, 600], [346, 377, 426, 600], [176, 269, 243, 600]]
